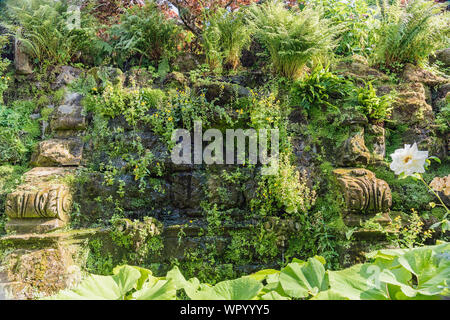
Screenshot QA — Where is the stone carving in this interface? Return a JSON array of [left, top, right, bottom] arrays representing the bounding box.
[[4, 168, 75, 227], [5, 185, 72, 221], [333, 168, 392, 214]]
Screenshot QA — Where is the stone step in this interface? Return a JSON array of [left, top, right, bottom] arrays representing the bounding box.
[[30, 138, 83, 167], [5, 167, 76, 234]]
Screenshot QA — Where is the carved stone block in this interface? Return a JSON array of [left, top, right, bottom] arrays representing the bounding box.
[[333, 168, 392, 214], [6, 185, 72, 221], [4, 168, 75, 226]]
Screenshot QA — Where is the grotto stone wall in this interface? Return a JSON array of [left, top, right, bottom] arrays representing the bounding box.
[[1, 53, 448, 298]]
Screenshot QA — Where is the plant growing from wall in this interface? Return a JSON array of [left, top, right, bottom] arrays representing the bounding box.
[[0, 100, 40, 164], [202, 8, 251, 73], [373, 0, 449, 68], [247, 0, 340, 80], [109, 2, 181, 68], [4, 0, 101, 66]]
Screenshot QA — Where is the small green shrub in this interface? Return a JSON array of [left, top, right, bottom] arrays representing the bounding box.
[[84, 84, 165, 122], [290, 66, 394, 122], [202, 8, 251, 73], [290, 65, 353, 113], [247, 0, 340, 79], [5, 0, 101, 66], [354, 81, 395, 122], [0, 100, 40, 164], [373, 0, 449, 68], [109, 2, 181, 68], [266, 153, 316, 215]]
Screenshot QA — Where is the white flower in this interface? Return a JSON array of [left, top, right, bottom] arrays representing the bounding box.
[[389, 142, 428, 176]]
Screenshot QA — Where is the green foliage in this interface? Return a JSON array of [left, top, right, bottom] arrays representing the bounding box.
[[354, 81, 395, 122], [85, 239, 115, 276], [109, 216, 164, 266], [290, 65, 353, 113], [385, 210, 434, 249], [5, 0, 100, 66], [84, 84, 166, 123], [0, 100, 40, 164], [202, 8, 251, 73], [435, 101, 450, 135], [109, 2, 180, 68], [371, 165, 445, 215], [373, 0, 449, 68], [247, 0, 340, 79], [290, 65, 394, 122], [256, 153, 316, 216], [49, 243, 450, 300], [0, 61, 10, 105], [0, 36, 10, 103], [315, 0, 378, 57]]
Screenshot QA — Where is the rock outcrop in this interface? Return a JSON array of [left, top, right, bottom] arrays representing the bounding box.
[[338, 127, 372, 167], [30, 138, 83, 167], [13, 37, 32, 75]]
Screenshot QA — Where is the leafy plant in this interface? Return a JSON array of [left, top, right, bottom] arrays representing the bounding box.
[[386, 210, 434, 249], [5, 0, 100, 66], [354, 80, 394, 122], [373, 0, 449, 68], [109, 2, 181, 68], [247, 0, 340, 79], [290, 65, 353, 113], [202, 8, 251, 73], [0, 100, 40, 164], [265, 153, 316, 215], [315, 0, 378, 57], [48, 242, 450, 300]]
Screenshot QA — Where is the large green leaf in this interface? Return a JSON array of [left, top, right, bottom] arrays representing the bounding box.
[[327, 264, 389, 300], [247, 269, 280, 281], [379, 247, 450, 297], [187, 277, 263, 300], [279, 257, 328, 298], [310, 289, 350, 300], [132, 279, 177, 300], [48, 265, 141, 300], [165, 266, 201, 297]]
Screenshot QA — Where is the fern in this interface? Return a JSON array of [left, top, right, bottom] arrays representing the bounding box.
[[247, 0, 341, 80], [4, 0, 102, 66], [202, 8, 251, 73], [109, 2, 180, 68], [373, 0, 450, 68]]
